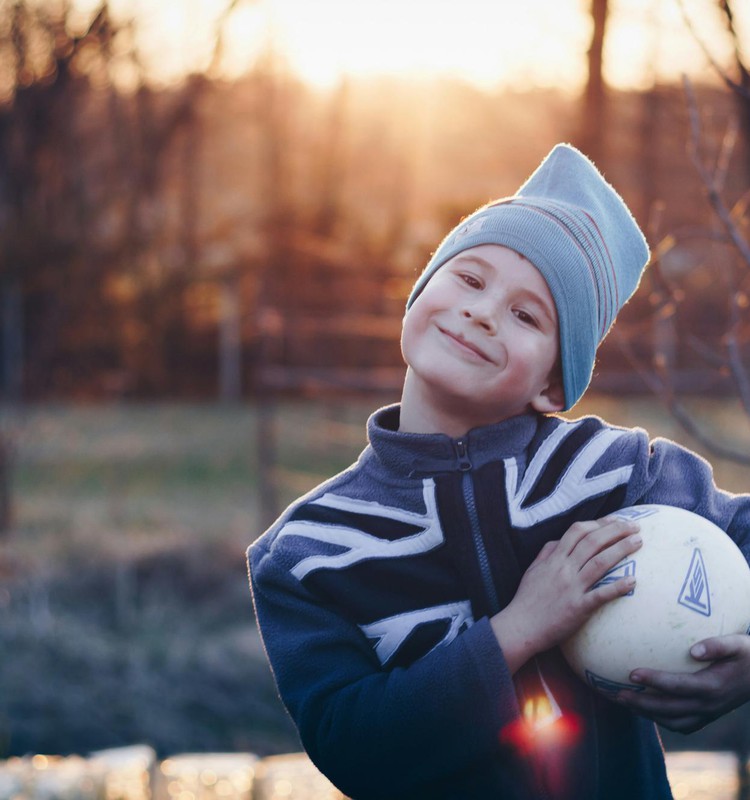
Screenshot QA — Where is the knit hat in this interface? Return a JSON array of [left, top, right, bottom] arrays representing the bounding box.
[[406, 143, 650, 410]]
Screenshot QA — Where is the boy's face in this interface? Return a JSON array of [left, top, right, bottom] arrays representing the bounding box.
[[401, 244, 564, 429]]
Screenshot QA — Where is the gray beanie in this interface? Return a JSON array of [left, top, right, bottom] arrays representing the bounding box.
[[406, 143, 650, 410]]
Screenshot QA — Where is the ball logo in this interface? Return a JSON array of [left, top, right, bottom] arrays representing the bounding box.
[[584, 670, 646, 696], [613, 506, 659, 521], [592, 559, 636, 596], [678, 548, 711, 617]]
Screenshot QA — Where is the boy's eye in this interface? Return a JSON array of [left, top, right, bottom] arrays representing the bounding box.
[[515, 309, 539, 327], [460, 273, 482, 289]]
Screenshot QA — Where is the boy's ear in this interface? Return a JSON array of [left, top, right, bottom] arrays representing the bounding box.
[[530, 376, 566, 414]]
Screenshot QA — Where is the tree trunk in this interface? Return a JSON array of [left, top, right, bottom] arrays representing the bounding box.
[[0, 432, 12, 535], [718, 0, 750, 181], [578, 0, 609, 163], [2, 281, 22, 404], [0, 281, 21, 535], [219, 272, 242, 403]]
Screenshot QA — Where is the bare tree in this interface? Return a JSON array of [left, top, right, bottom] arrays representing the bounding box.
[[623, 79, 750, 466], [609, 8, 750, 784], [577, 0, 610, 163], [619, 1, 750, 469], [0, 0, 127, 532], [0, 0, 245, 528]]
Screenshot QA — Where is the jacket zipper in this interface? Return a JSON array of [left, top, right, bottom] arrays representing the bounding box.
[[457, 440, 552, 800], [455, 439, 500, 615]]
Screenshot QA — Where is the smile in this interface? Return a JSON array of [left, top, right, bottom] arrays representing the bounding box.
[[439, 328, 496, 364]]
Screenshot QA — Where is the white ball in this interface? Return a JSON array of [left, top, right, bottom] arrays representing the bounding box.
[[561, 504, 750, 697]]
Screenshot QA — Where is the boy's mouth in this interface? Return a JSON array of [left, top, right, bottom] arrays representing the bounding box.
[[439, 327, 496, 364]]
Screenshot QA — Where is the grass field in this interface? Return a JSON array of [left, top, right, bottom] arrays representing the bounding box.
[[8, 401, 373, 565], [1, 394, 749, 758], [9, 393, 750, 560]]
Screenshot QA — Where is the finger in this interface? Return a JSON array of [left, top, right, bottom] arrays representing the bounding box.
[[559, 520, 605, 556], [616, 691, 715, 732], [627, 668, 707, 696], [658, 716, 711, 734], [577, 531, 642, 588], [585, 573, 637, 607], [568, 518, 640, 566], [637, 710, 709, 734], [689, 634, 749, 662], [617, 688, 706, 718]]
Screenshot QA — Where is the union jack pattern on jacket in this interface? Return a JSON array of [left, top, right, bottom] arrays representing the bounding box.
[[249, 405, 750, 800]]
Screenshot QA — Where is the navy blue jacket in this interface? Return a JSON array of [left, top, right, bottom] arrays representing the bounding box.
[[248, 405, 750, 799]]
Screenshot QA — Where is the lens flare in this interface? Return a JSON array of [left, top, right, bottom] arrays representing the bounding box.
[[499, 697, 581, 755]]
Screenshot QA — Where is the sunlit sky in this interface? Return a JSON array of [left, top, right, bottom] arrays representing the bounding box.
[[73, 0, 749, 93]]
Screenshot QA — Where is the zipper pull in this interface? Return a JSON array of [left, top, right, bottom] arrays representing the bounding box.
[[455, 439, 472, 471]]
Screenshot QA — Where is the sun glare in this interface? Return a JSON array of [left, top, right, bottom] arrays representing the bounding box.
[[605, 0, 749, 90], [83, 0, 750, 92], [226, 0, 591, 91], [221, 0, 750, 92]]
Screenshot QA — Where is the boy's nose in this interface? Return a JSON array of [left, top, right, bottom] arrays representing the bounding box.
[[462, 305, 496, 334]]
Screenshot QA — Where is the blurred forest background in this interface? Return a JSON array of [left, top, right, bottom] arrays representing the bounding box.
[[1, 0, 750, 772]]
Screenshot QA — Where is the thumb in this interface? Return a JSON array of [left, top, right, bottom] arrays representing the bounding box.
[[690, 634, 749, 662]]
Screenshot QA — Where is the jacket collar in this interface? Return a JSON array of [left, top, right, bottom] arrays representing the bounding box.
[[366, 403, 542, 477]]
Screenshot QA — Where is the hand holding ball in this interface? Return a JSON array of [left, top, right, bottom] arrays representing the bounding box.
[[561, 505, 750, 696]]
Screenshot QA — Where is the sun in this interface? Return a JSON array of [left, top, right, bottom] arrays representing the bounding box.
[[221, 0, 590, 92], [99, 0, 750, 93]]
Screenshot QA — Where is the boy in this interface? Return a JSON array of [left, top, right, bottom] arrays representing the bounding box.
[[248, 144, 750, 799]]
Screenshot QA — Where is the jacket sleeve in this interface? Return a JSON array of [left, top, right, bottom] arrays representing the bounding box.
[[621, 428, 750, 560], [248, 537, 520, 800]]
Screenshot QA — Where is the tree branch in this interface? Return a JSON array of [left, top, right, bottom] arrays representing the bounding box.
[[616, 334, 750, 466], [684, 77, 750, 415], [719, 0, 750, 98], [684, 76, 750, 269], [676, 0, 750, 101]]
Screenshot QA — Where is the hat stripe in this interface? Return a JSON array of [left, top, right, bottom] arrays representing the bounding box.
[[517, 199, 620, 340], [507, 199, 610, 337], [541, 201, 619, 338], [579, 209, 619, 335]]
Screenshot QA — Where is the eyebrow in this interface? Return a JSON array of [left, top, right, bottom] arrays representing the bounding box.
[[452, 253, 557, 325], [453, 253, 496, 271]]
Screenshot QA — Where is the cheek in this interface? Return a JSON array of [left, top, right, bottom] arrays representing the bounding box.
[[400, 311, 421, 362], [401, 308, 442, 372]]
